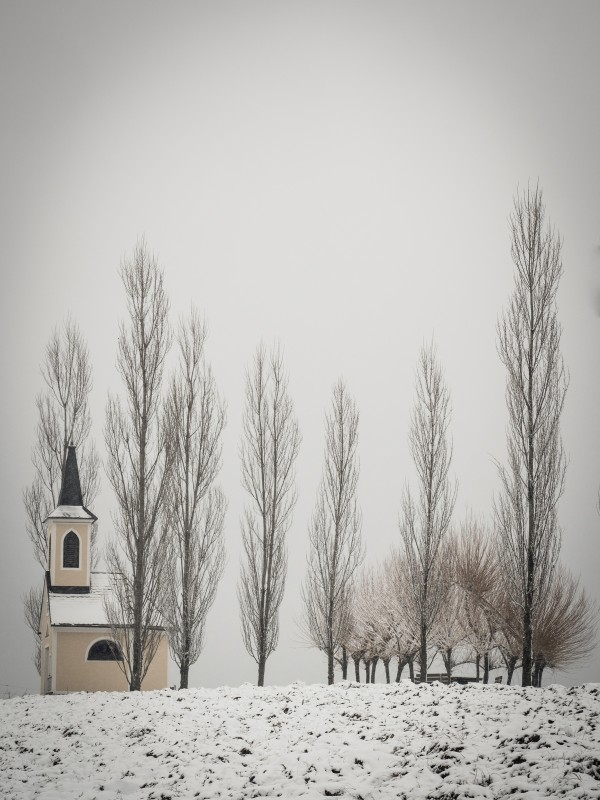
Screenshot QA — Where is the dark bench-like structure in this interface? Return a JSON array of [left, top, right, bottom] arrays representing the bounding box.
[[412, 674, 487, 685]]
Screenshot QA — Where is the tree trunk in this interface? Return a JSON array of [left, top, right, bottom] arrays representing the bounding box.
[[396, 658, 406, 682], [341, 647, 348, 680], [506, 655, 517, 686], [483, 651, 490, 684], [131, 560, 144, 691], [258, 656, 266, 687], [327, 647, 335, 686], [353, 655, 361, 682], [445, 648, 452, 682], [179, 660, 189, 690], [130, 412, 148, 693], [475, 653, 480, 682], [408, 658, 415, 682], [370, 656, 378, 683], [522, 298, 536, 689], [419, 621, 427, 682], [364, 659, 370, 683], [327, 591, 335, 685], [522, 549, 534, 686], [383, 658, 391, 684]]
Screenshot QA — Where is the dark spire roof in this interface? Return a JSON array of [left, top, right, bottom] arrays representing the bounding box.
[[58, 445, 83, 506]]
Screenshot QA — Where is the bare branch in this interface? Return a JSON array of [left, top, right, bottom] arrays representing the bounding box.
[[22, 585, 43, 676]]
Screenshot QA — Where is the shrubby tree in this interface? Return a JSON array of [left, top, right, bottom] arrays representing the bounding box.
[[384, 549, 420, 682], [343, 560, 421, 684], [494, 593, 522, 685], [532, 564, 597, 686], [340, 577, 366, 682], [380, 548, 420, 683], [430, 536, 467, 682], [164, 310, 227, 689], [455, 516, 501, 683], [399, 342, 457, 681], [104, 240, 173, 691], [238, 344, 300, 686], [433, 582, 466, 681], [495, 185, 568, 686], [348, 566, 381, 682], [372, 560, 408, 683], [302, 379, 363, 684]]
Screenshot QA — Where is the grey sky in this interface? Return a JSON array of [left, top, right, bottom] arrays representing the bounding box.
[[1, 1, 599, 694]]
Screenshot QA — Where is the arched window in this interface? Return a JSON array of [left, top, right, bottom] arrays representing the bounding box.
[[87, 639, 124, 661], [62, 531, 80, 569]]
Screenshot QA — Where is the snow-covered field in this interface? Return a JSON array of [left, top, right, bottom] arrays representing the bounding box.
[[1, 682, 599, 800]]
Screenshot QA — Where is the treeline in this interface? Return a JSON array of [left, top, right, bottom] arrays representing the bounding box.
[[319, 522, 595, 688], [23, 185, 597, 690]]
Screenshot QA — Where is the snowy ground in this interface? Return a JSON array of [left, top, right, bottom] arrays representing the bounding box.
[[1, 682, 599, 799]]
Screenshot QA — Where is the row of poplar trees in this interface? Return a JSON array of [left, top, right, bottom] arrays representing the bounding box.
[[301, 184, 589, 689], [24, 185, 589, 689]]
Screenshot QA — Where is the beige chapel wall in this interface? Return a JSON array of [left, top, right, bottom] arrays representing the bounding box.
[[51, 522, 90, 587], [55, 629, 129, 693], [40, 589, 51, 695], [54, 629, 169, 693]]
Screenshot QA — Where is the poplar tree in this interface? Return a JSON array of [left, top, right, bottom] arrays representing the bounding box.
[[495, 185, 567, 687], [104, 240, 173, 691]]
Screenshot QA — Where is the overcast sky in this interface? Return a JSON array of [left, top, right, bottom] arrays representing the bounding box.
[[1, 1, 599, 695]]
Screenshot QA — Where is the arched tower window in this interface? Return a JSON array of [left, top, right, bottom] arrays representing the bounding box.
[[87, 639, 124, 661], [62, 531, 80, 569]]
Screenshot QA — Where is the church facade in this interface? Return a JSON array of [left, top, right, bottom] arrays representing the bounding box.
[[38, 446, 169, 694]]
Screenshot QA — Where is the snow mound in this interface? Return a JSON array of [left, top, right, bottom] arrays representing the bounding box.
[[1, 682, 599, 799]]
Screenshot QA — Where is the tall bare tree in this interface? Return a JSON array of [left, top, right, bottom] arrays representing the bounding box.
[[104, 240, 173, 691], [302, 380, 363, 684], [238, 344, 300, 686], [495, 185, 568, 686], [164, 310, 227, 689], [399, 342, 457, 682], [23, 318, 100, 567]]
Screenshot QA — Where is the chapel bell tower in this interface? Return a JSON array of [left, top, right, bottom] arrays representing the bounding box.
[[45, 445, 97, 592]]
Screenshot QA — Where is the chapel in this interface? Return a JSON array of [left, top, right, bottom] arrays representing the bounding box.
[[38, 445, 169, 694]]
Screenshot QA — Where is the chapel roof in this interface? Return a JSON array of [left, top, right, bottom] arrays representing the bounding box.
[[59, 445, 83, 505], [47, 572, 166, 631], [46, 445, 97, 522], [48, 572, 116, 627]]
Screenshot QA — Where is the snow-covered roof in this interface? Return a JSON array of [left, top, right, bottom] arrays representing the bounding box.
[[45, 504, 97, 522], [49, 572, 116, 627]]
